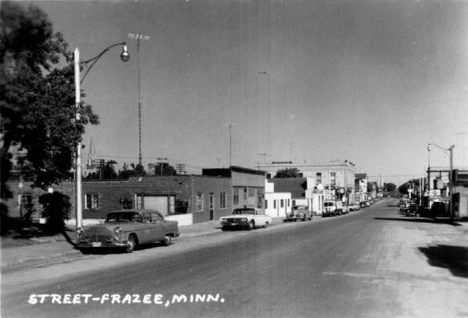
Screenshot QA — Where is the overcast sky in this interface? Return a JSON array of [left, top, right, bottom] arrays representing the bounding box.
[[27, 0, 468, 185]]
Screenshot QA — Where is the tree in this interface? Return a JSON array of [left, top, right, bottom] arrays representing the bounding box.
[[38, 191, 71, 234], [158, 164, 176, 176], [384, 183, 397, 192], [274, 168, 301, 178], [100, 160, 118, 180], [0, 2, 98, 221], [398, 179, 420, 196], [118, 162, 147, 179]]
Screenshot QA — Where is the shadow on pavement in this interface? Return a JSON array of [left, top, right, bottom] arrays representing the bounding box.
[[387, 204, 399, 207], [374, 217, 462, 226], [61, 230, 76, 247], [418, 245, 468, 279]]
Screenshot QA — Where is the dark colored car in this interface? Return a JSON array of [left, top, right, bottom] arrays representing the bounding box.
[[431, 201, 448, 216], [405, 203, 417, 216], [76, 209, 180, 253], [284, 205, 312, 222]]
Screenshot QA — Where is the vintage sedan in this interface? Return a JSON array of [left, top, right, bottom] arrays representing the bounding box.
[[76, 209, 179, 253], [284, 205, 312, 222], [220, 208, 272, 231]]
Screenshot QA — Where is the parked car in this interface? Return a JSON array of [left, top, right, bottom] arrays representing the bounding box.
[[220, 208, 272, 231], [404, 203, 418, 217], [342, 204, 350, 214], [431, 201, 448, 216], [399, 199, 413, 213], [284, 205, 312, 222], [322, 200, 343, 217], [349, 203, 360, 211], [76, 209, 180, 253]]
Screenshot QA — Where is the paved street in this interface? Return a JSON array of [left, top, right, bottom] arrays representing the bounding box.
[[2, 199, 468, 318]]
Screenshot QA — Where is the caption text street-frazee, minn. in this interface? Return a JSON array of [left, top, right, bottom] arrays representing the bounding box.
[[28, 294, 225, 307]]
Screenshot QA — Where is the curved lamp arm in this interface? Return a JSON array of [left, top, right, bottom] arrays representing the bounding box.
[[80, 42, 129, 84], [428, 143, 454, 156]]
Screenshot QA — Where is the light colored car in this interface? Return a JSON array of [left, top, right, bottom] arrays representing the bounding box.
[[284, 205, 312, 222], [342, 204, 350, 214], [220, 208, 272, 230], [76, 209, 180, 253], [322, 200, 343, 217], [349, 203, 360, 211]]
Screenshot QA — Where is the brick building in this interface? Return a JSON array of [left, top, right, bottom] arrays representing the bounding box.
[[7, 166, 266, 225]]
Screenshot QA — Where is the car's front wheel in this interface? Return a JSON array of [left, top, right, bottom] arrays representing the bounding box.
[[126, 235, 137, 253], [162, 235, 171, 246], [248, 221, 255, 230]]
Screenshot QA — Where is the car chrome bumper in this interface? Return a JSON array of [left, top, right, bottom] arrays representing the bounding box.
[[76, 240, 128, 249]]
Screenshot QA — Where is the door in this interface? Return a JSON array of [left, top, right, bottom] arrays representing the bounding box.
[[144, 196, 168, 214], [209, 193, 214, 220]]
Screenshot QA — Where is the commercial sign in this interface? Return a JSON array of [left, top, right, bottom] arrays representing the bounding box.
[[429, 189, 441, 197], [454, 170, 468, 185]]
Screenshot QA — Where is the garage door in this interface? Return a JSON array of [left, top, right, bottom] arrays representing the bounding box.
[[144, 196, 168, 214], [142, 196, 176, 215]]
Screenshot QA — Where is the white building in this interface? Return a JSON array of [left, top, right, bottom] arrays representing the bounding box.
[[264, 180, 292, 218], [266, 177, 324, 215], [259, 160, 357, 205]]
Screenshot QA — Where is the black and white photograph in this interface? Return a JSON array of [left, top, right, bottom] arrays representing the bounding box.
[[1, 0, 468, 317]]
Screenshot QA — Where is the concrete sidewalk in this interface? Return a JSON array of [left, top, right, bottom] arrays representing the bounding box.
[[1, 220, 225, 273]]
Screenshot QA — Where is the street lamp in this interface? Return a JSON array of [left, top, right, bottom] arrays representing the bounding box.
[[427, 143, 455, 221], [74, 43, 129, 235]]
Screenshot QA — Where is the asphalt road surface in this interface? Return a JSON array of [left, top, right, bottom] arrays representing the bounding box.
[[2, 199, 468, 318]]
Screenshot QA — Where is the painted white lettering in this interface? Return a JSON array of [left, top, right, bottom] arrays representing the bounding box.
[[154, 294, 163, 304], [50, 294, 61, 304], [63, 294, 72, 304], [72, 294, 81, 304], [143, 294, 151, 304], [122, 294, 132, 304], [132, 294, 141, 303], [111, 294, 121, 304], [82, 294, 92, 304], [100, 294, 109, 304], [37, 294, 49, 304], [172, 295, 187, 304], [195, 294, 206, 302], [207, 294, 220, 302], [28, 295, 38, 305]]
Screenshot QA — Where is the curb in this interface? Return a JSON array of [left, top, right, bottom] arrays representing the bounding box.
[[2, 249, 83, 273], [1, 227, 221, 273]]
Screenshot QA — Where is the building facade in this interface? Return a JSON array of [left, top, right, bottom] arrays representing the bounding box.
[[267, 177, 324, 215], [7, 166, 266, 225], [259, 160, 357, 205], [264, 180, 292, 217]]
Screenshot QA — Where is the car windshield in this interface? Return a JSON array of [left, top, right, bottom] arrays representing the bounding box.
[[324, 202, 334, 207], [233, 209, 255, 215], [106, 212, 143, 223]]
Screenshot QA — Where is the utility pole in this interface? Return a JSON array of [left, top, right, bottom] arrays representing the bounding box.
[[227, 123, 236, 167], [456, 131, 468, 167], [449, 144, 454, 222], [128, 33, 150, 166], [258, 153, 270, 167], [287, 143, 294, 162]]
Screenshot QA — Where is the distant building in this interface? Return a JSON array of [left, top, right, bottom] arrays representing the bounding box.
[[264, 180, 292, 217], [354, 173, 368, 202], [267, 177, 324, 215], [258, 160, 357, 204]]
